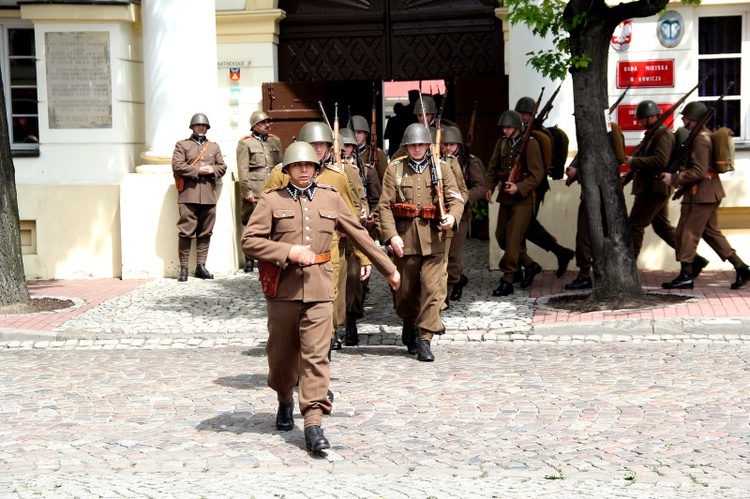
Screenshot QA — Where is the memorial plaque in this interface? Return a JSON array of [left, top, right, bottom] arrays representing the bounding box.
[[45, 32, 112, 129]]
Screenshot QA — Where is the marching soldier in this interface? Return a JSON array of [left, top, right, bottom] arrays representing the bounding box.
[[172, 113, 227, 282], [486, 110, 545, 297], [241, 141, 400, 453], [391, 95, 438, 160], [378, 123, 465, 362], [236, 110, 283, 272], [513, 96, 575, 286], [562, 158, 594, 290], [661, 102, 750, 290], [441, 125, 487, 301], [351, 114, 389, 183]]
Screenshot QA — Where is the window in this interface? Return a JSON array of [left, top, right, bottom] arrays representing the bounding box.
[[698, 15, 742, 138], [4, 26, 39, 148]]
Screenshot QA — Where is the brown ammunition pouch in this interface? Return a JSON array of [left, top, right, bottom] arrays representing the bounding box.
[[257, 252, 332, 298], [174, 175, 185, 192], [391, 202, 439, 220]]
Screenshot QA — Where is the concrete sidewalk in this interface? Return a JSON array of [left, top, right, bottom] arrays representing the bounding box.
[[2, 239, 749, 348]]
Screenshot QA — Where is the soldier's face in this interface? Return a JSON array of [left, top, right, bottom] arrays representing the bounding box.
[[344, 144, 356, 157], [638, 115, 657, 129], [355, 130, 368, 146], [442, 143, 460, 156], [502, 126, 519, 138], [287, 162, 317, 187], [518, 112, 532, 126], [683, 116, 697, 131], [417, 114, 435, 125], [406, 143, 429, 161], [191, 124, 208, 137], [310, 141, 331, 161], [252, 120, 271, 134]]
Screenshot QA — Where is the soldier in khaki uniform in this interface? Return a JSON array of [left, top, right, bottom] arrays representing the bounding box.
[[172, 113, 227, 282], [262, 122, 372, 351], [351, 114, 389, 183], [661, 102, 750, 290], [441, 126, 487, 301], [378, 123, 465, 362], [486, 110, 544, 297], [236, 110, 283, 272], [242, 141, 400, 453]]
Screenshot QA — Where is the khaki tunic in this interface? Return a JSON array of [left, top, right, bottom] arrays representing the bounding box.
[[241, 184, 396, 427], [671, 127, 734, 263], [236, 133, 283, 224], [360, 144, 389, 183], [378, 155, 464, 336]]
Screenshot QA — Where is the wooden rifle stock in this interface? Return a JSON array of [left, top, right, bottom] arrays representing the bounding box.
[[535, 82, 563, 129], [463, 100, 478, 170], [370, 84, 379, 172], [333, 103, 342, 172], [508, 88, 544, 185], [432, 89, 448, 220]]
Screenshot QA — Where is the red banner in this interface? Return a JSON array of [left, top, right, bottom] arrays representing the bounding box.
[[617, 103, 675, 131], [616, 59, 674, 88]]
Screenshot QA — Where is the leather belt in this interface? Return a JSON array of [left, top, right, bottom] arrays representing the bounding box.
[[705, 171, 719, 179], [299, 252, 331, 267]]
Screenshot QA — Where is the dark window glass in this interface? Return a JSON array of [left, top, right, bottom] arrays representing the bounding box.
[[7, 28, 39, 146], [699, 59, 741, 96], [8, 28, 34, 56], [12, 116, 39, 144], [699, 16, 741, 54], [697, 99, 741, 136], [9, 58, 36, 86], [11, 87, 37, 114]]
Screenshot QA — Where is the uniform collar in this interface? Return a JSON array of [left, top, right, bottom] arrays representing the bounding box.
[[287, 182, 317, 201], [252, 132, 268, 141], [408, 157, 429, 174]]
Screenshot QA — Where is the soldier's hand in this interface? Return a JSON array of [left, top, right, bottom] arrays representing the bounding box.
[[359, 265, 372, 281], [566, 165, 578, 181], [365, 214, 376, 228], [661, 172, 672, 186], [287, 245, 316, 266], [504, 182, 518, 195], [244, 193, 255, 203], [439, 214, 456, 231], [485, 189, 494, 204], [386, 269, 401, 291], [388, 236, 405, 258]]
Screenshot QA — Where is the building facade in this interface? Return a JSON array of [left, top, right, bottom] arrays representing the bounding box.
[[3, 0, 747, 279]]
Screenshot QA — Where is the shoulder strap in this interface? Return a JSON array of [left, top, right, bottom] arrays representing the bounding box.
[[395, 161, 406, 202], [189, 140, 210, 166]]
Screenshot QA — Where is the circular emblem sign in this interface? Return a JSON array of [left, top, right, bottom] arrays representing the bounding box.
[[658, 11, 684, 48], [611, 20, 633, 51]]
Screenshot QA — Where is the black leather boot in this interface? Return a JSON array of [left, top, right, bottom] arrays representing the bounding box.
[[450, 274, 469, 301], [731, 264, 750, 290], [662, 272, 694, 289], [344, 323, 359, 346], [401, 321, 410, 346], [331, 334, 341, 351], [692, 255, 709, 278], [520, 262, 542, 289], [304, 425, 330, 452], [556, 248, 575, 278], [565, 276, 592, 290], [417, 340, 434, 362], [178, 267, 188, 282], [492, 281, 514, 297], [195, 264, 214, 279], [244, 259, 255, 273], [275, 401, 294, 431], [407, 326, 419, 355]]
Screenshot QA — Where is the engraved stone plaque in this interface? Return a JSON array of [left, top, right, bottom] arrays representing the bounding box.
[[45, 31, 112, 129]]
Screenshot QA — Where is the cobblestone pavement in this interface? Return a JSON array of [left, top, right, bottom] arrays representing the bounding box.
[[1, 343, 749, 498]]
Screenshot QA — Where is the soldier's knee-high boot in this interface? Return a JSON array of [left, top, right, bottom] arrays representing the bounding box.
[[195, 237, 213, 279], [178, 237, 191, 282]]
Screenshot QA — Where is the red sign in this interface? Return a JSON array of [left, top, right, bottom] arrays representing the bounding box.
[[616, 59, 674, 88], [617, 103, 675, 131]]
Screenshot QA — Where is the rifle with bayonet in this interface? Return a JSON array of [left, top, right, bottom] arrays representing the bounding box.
[[565, 85, 631, 187], [668, 82, 734, 200], [507, 88, 544, 186], [333, 103, 342, 172], [621, 77, 708, 187], [535, 82, 563, 129], [370, 83, 379, 174], [425, 89, 448, 221], [463, 100, 478, 170]]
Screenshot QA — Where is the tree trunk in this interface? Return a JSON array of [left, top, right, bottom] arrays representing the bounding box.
[[0, 66, 30, 307], [567, 2, 641, 301]]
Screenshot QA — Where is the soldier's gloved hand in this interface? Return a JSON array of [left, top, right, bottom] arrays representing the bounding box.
[[386, 269, 401, 291], [359, 265, 372, 281], [388, 236, 405, 258], [287, 245, 316, 266], [439, 214, 456, 231]]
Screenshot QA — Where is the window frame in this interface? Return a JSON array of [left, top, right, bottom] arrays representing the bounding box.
[[694, 8, 748, 144], [0, 19, 39, 153]]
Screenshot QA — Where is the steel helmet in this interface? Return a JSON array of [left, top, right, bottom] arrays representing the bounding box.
[[497, 110, 523, 129], [674, 126, 690, 147], [299, 122, 333, 144], [681, 101, 708, 121], [414, 96, 437, 115], [281, 141, 320, 173], [351, 115, 369, 133], [635, 100, 660, 119], [189, 113, 210, 129], [442, 125, 464, 145], [401, 123, 432, 145], [514, 96, 536, 114], [249, 111, 270, 128], [339, 128, 357, 146]]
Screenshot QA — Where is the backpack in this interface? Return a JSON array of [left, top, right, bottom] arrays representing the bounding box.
[[531, 130, 553, 172], [710, 127, 735, 173], [546, 125, 570, 180]]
